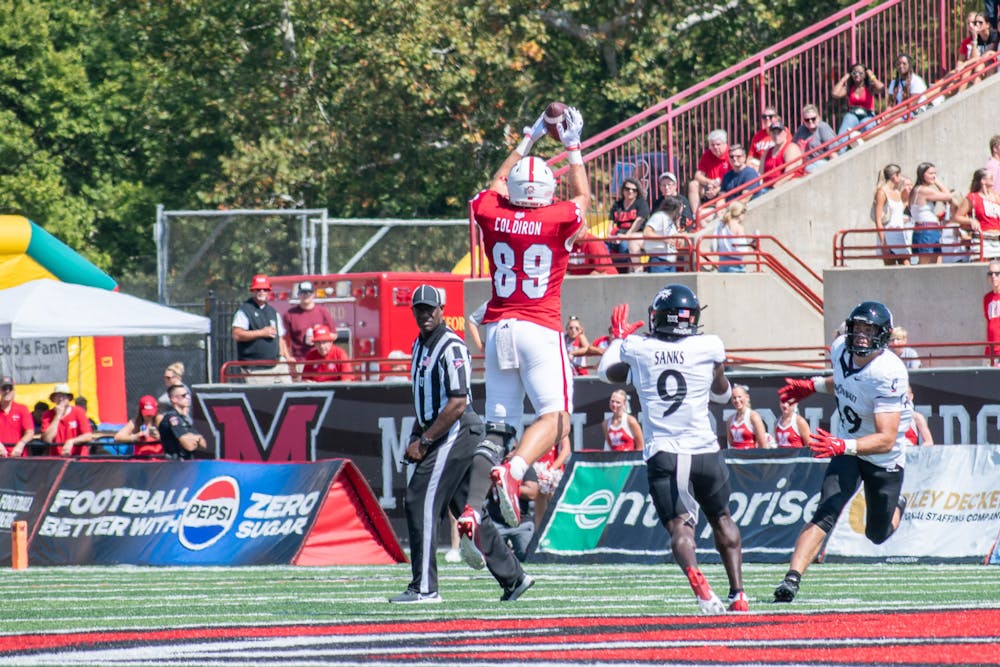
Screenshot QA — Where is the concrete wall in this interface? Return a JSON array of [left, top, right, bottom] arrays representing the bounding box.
[[824, 263, 993, 366], [466, 271, 824, 355], [746, 73, 1000, 278]]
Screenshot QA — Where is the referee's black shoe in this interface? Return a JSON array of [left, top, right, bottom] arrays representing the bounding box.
[[501, 574, 535, 602]]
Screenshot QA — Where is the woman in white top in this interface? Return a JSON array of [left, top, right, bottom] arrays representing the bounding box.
[[643, 196, 682, 273], [908, 162, 955, 265], [872, 164, 913, 265], [887, 54, 929, 117]]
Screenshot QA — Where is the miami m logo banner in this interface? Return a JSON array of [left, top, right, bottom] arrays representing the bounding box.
[[197, 391, 334, 461]]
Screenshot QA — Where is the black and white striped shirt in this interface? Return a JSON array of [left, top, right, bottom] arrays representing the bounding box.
[[410, 324, 473, 430]]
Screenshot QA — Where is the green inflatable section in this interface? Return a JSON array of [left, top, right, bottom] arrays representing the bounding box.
[[25, 221, 117, 290]]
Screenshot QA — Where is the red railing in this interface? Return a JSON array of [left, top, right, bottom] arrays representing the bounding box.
[[833, 227, 999, 266], [545, 0, 962, 219]]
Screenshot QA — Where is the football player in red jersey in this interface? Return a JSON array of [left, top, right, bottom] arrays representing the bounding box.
[[458, 106, 590, 537]]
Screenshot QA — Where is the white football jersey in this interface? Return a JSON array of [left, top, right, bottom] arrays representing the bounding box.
[[830, 335, 912, 470], [619, 333, 726, 458]]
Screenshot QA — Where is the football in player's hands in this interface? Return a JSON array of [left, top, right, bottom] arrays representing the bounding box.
[[544, 102, 568, 140]]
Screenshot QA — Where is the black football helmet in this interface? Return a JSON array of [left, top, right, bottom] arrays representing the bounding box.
[[845, 301, 894, 355], [649, 284, 702, 337]]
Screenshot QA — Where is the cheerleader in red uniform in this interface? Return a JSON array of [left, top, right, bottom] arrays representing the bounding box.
[[773, 399, 810, 448], [726, 384, 769, 449], [603, 389, 644, 452]]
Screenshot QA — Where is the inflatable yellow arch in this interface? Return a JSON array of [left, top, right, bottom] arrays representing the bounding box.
[[0, 215, 125, 423]]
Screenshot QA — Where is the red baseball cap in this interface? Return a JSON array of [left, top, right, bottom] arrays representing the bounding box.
[[249, 274, 272, 291], [139, 395, 158, 416], [312, 324, 335, 342]]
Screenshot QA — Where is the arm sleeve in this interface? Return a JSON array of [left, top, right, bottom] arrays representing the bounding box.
[[440, 340, 473, 397]]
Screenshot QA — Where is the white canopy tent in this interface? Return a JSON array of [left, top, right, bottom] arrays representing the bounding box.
[[0, 279, 210, 338]]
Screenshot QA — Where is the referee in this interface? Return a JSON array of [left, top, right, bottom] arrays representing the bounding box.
[[389, 284, 533, 604]]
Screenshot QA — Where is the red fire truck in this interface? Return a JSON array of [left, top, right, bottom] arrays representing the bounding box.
[[268, 272, 468, 378]]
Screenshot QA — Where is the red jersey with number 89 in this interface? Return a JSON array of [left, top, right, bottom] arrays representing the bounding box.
[[472, 189, 583, 332]]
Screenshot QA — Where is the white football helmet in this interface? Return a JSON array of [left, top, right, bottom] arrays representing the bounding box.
[[507, 156, 556, 207]]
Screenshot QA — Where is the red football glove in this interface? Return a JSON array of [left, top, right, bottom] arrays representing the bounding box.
[[779, 377, 816, 403], [611, 303, 643, 339], [809, 428, 847, 458]]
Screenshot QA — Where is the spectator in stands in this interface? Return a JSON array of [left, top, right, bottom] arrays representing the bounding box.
[[159, 384, 207, 460], [0, 376, 34, 458], [607, 177, 650, 273], [282, 280, 335, 378], [831, 63, 885, 153], [909, 162, 955, 265], [872, 164, 914, 266], [687, 129, 730, 213], [74, 396, 99, 432], [31, 401, 47, 432], [889, 326, 922, 369], [952, 168, 1000, 260], [652, 172, 695, 229], [905, 388, 934, 446], [643, 196, 683, 273], [42, 383, 93, 457], [954, 11, 998, 91], [719, 144, 761, 202], [986, 135, 1000, 196], [792, 104, 836, 172], [232, 273, 292, 384], [565, 316, 593, 376], [985, 258, 1000, 366], [887, 54, 929, 117], [302, 324, 352, 382], [712, 201, 751, 273], [158, 362, 184, 412], [748, 106, 791, 171], [774, 399, 810, 448], [603, 388, 644, 452], [761, 117, 803, 187], [568, 229, 617, 275], [726, 384, 770, 449], [114, 395, 163, 457]]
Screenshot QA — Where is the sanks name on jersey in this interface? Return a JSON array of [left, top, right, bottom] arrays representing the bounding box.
[[654, 350, 685, 365], [493, 218, 542, 235]]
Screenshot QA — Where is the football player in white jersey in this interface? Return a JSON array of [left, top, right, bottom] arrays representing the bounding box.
[[597, 285, 747, 614], [773, 300, 912, 603]]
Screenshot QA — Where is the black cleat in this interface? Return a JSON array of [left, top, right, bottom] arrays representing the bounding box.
[[773, 573, 800, 603], [501, 574, 535, 602]]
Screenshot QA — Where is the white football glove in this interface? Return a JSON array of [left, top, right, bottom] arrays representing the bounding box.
[[557, 106, 584, 150], [523, 112, 548, 143]]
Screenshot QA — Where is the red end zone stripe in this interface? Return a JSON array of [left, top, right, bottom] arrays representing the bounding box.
[[4, 609, 1000, 658]]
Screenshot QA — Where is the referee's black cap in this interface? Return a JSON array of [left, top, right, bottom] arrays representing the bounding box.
[[411, 284, 445, 308]]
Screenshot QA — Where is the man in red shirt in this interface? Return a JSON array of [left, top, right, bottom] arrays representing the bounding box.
[[985, 259, 1000, 366], [467, 104, 589, 531], [0, 376, 34, 457], [302, 324, 353, 382], [41, 383, 93, 457], [568, 229, 617, 275], [282, 280, 334, 376], [687, 129, 730, 213]]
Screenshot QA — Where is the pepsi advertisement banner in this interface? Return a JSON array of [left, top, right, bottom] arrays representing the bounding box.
[[30, 459, 346, 566], [529, 449, 829, 564]]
